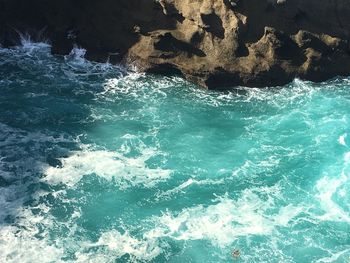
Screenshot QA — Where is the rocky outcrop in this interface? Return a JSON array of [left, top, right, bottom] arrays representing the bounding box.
[[1, 0, 350, 89]]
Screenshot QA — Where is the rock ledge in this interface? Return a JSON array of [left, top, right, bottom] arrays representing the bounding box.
[[1, 0, 350, 89]]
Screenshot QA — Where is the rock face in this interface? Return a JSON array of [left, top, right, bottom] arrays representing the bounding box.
[[1, 0, 350, 89]]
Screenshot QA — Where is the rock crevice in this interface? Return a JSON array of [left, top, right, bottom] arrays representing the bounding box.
[[1, 0, 350, 89]]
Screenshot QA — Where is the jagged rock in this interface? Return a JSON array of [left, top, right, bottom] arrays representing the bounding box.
[[1, 0, 350, 89]]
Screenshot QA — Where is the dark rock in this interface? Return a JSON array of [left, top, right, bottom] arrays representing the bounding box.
[[1, 0, 350, 89]]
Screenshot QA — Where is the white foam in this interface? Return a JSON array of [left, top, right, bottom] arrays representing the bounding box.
[[0, 225, 64, 263], [2, 193, 161, 262], [0, 181, 89, 263], [149, 187, 304, 248], [100, 74, 186, 101], [0, 190, 66, 263], [315, 172, 349, 223], [64, 45, 87, 65], [315, 152, 350, 223], [44, 147, 171, 188], [0, 122, 74, 183], [11, 31, 51, 56], [102, 74, 145, 96], [315, 247, 350, 263], [79, 186, 304, 261], [338, 133, 347, 146], [156, 177, 226, 200], [0, 188, 163, 262], [89, 230, 162, 261]]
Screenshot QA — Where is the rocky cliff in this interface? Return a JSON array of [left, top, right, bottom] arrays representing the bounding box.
[[1, 0, 350, 89]]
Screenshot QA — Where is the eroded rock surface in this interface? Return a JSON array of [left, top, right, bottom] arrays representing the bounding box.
[[1, 0, 350, 88]]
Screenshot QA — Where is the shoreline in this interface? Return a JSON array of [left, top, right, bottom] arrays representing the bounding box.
[[1, 0, 350, 89]]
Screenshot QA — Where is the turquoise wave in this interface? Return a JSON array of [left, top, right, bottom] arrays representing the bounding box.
[[0, 42, 349, 262]]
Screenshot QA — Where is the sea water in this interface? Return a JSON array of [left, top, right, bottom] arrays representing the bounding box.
[[0, 41, 349, 263]]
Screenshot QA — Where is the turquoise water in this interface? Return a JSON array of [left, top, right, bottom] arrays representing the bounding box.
[[0, 41, 349, 263]]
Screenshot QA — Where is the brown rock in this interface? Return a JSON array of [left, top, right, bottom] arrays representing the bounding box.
[[1, 0, 350, 89]]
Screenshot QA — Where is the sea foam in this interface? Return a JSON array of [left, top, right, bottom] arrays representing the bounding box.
[[44, 146, 171, 189]]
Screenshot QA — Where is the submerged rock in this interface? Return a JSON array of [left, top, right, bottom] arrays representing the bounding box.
[[1, 0, 350, 89]]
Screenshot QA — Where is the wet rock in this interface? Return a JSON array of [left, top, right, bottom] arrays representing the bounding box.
[[1, 0, 350, 89]]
